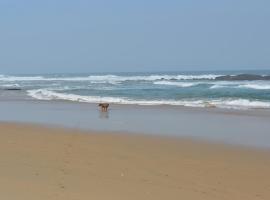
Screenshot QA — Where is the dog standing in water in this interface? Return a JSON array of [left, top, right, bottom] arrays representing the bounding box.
[[98, 103, 109, 112]]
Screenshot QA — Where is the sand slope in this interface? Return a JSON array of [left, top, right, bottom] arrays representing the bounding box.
[[0, 123, 269, 200]]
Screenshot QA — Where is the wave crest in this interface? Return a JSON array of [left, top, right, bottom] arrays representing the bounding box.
[[0, 74, 221, 82], [154, 81, 200, 87], [27, 89, 270, 109], [238, 84, 270, 90]]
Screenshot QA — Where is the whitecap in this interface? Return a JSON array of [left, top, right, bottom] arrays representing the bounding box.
[[154, 81, 200, 87], [238, 83, 270, 90], [0, 83, 21, 88], [210, 85, 228, 89], [1, 74, 222, 82]]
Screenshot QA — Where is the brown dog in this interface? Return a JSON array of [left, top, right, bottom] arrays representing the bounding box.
[[98, 103, 109, 112]]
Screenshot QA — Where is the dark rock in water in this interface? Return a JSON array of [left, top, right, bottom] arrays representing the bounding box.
[[170, 78, 178, 81], [216, 74, 270, 81], [4, 88, 22, 91]]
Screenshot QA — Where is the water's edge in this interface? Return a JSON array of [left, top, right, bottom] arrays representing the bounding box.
[[1, 99, 270, 149]]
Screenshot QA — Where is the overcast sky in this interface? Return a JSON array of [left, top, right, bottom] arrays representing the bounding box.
[[0, 0, 269, 74]]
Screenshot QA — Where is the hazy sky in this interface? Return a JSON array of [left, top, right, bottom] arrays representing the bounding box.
[[0, 0, 269, 74]]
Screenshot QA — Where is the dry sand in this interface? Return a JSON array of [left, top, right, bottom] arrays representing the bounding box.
[[0, 123, 269, 200]]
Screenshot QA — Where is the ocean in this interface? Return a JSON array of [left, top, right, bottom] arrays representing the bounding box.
[[1, 70, 270, 109]]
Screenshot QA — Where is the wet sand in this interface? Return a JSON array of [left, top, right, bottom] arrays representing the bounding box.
[[0, 123, 269, 200]]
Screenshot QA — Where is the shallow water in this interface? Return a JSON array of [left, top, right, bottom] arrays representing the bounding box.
[[1, 100, 270, 149]]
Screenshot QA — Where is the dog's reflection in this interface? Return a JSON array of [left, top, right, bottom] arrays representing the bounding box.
[[99, 110, 109, 119]]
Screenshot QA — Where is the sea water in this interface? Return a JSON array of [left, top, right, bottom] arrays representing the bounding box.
[[1, 70, 270, 109]]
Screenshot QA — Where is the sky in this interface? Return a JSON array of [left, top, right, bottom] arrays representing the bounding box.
[[0, 0, 269, 74]]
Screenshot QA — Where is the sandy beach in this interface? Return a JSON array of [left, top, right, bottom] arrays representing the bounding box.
[[0, 123, 269, 200]]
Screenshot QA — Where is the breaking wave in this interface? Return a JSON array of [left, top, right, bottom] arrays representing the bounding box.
[[27, 89, 270, 109], [0, 74, 221, 82], [210, 82, 270, 90], [0, 83, 20, 88], [1, 73, 270, 82], [238, 83, 270, 90], [154, 81, 201, 87], [210, 85, 228, 89]]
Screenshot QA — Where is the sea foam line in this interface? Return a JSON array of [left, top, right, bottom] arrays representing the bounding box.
[[27, 89, 270, 109], [0, 74, 221, 82]]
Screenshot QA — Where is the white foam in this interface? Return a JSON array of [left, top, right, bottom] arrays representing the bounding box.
[[85, 74, 220, 81], [0, 83, 20, 88], [89, 80, 121, 85], [0, 74, 222, 82], [0, 76, 45, 81], [238, 83, 270, 90], [26, 89, 209, 107], [209, 81, 242, 89], [154, 81, 200, 87], [27, 89, 177, 105], [27, 89, 270, 109], [210, 81, 270, 90], [210, 85, 227, 89], [211, 99, 270, 109]]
